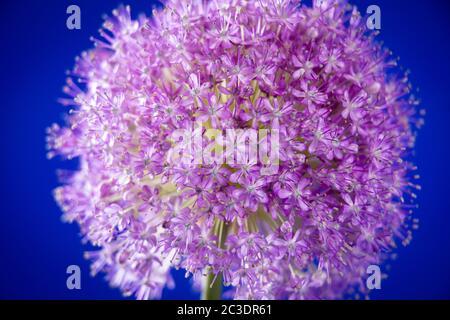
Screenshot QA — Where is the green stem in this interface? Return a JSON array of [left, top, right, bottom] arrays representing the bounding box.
[[201, 220, 228, 300], [201, 270, 223, 300]]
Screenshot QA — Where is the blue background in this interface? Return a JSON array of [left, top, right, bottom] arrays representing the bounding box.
[[0, 0, 449, 299]]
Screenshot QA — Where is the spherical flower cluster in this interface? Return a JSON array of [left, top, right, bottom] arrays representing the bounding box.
[[48, 0, 422, 299]]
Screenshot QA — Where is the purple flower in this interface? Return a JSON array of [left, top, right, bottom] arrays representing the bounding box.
[[214, 189, 245, 221], [280, 178, 312, 211], [292, 82, 328, 113], [48, 0, 422, 300], [292, 54, 317, 80], [233, 177, 269, 212], [260, 98, 294, 129], [197, 93, 232, 128], [341, 90, 367, 121]]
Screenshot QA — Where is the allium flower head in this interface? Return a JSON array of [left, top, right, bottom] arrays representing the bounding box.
[[48, 0, 422, 299]]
